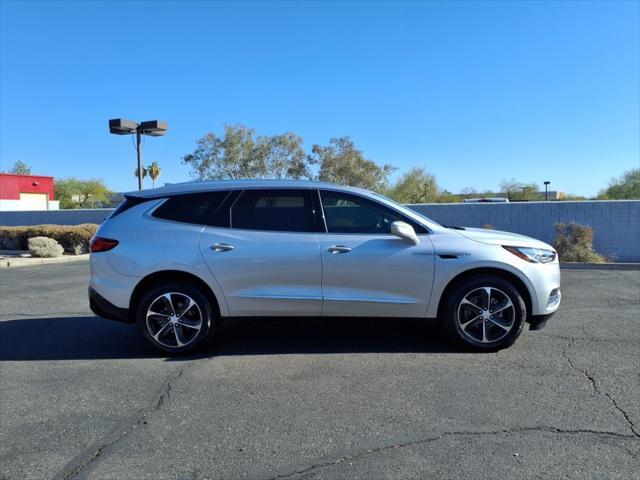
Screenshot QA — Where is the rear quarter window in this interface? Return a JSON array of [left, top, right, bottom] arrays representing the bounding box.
[[152, 191, 231, 226], [108, 197, 147, 218]]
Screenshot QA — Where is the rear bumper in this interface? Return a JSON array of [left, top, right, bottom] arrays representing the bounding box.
[[89, 287, 132, 323]]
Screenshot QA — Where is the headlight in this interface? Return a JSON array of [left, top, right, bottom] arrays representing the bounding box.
[[503, 246, 556, 263]]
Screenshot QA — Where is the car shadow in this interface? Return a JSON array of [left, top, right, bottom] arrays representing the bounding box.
[[0, 316, 468, 362]]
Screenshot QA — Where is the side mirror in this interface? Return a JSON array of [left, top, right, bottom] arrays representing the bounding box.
[[391, 221, 420, 245]]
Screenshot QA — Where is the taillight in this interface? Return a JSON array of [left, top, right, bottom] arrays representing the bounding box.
[[90, 236, 119, 253]]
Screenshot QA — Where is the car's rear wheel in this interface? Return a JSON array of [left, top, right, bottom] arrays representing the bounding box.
[[442, 275, 526, 351], [136, 283, 215, 354]]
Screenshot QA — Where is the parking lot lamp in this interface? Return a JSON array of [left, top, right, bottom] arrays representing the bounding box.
[[544, 181, 550, 201], [108, 119, 168, 190]]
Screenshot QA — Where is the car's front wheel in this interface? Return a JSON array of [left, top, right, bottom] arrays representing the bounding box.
[[136, 283, 215, 354], [442, 275, 526, 351]]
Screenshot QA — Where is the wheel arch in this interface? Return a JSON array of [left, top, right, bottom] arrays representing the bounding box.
[[436, 267, 533, 319], [129, 270, 222, 321]]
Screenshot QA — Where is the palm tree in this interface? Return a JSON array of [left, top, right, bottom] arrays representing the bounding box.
[[148, 162, 161, 188], [134, 167, 148, 186]]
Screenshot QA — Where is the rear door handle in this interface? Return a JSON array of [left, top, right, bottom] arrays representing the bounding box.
[[211, 243, 234, 252], [327, 245, 352, 254]]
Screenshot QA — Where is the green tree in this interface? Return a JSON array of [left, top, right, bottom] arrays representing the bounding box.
[[598, 168, 640, 199], [436, 190, 462, 203], [459, 187, 478, 200], [264, 133, 310, 179], [183, 125, 265, 180], [386, 167, 438, 203], [183, 127, 396, 189], [55, 178, 111, 209], [498, 179, 518, 198], [499, 178, 539, 200], [311, 137, 395, 192], [148, 162, 161, 187], [9, 160, 31, 175], [520, 184, 539, 200], [183, 125, 312, 181]]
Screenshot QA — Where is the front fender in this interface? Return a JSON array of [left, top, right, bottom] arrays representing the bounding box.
[[425, 253, 539, 318]]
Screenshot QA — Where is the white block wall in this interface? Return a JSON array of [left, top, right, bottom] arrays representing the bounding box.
[[409, 200, 640, 262], [0, 201, 638, 261]]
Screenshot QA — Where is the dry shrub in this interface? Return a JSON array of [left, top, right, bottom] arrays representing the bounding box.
[[554, 223, 607, 263], [0, 224, 98, 254], [28, 237, 64, 258]]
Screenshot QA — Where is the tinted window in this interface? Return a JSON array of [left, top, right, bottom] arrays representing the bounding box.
[[152, 191, 231, 226], [109, 196, 147, 218], [231, 189, 317, 232], [321, 190, 425, 234]]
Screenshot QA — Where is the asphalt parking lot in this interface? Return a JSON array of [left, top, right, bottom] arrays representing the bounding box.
[[1, 262, 638, 480]]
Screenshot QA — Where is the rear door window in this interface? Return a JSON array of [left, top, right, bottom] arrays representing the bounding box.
[[230, 189, 317, 232]]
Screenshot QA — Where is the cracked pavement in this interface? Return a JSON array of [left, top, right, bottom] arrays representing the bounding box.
[[1, 262, 638, 479]]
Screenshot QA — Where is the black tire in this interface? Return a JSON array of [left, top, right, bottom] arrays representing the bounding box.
[[136, 283, 215, 355], [442, 275, 526, 351]]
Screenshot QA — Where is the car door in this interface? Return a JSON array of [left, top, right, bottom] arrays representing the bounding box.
[[318, 189, 435, 317], [198, 188, 323, 317]]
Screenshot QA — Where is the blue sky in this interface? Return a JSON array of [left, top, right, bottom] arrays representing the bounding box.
[[1, 0, 638, 196]]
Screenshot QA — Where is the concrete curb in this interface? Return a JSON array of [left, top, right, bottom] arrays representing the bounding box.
[[0, 254, 89, 268], [560, 262, 640, 270]]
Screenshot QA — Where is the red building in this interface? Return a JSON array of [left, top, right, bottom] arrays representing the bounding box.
[[0, 173, 59, 211]]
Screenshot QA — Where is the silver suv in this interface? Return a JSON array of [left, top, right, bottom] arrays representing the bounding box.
[[89, 180, 561, 354]]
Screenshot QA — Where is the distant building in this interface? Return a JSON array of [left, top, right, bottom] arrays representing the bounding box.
[[539, 190, 565, 200], [463, 197, 509, 203], [497, 191, 566, 201], [462, 191, 566, 201], [0, 173, 60, 211]]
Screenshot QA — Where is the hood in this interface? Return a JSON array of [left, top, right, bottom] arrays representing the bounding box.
[[453, 227, 554, 250]]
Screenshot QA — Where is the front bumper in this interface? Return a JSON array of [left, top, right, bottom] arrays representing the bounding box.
[[528, 312, 557, 330], [527, 287, 561, 330], [89, 287, 132, 323]]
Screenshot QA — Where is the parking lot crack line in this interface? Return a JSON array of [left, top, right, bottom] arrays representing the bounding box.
[[584, 371, 640, 438], [260, 427, 638, 480], [562, 337, 640, 438], [51, 361, 198, 480]]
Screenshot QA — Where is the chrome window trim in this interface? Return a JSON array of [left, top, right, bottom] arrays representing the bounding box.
[[145, 186, 434, 235]]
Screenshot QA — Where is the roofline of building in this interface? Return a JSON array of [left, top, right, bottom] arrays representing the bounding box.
[[0, 172, 55, 179]]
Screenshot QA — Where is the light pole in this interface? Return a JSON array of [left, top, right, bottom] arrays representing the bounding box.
[[522, 186, 527, 201], [109, 119, 168, 190], [544, 181, 550, 201]]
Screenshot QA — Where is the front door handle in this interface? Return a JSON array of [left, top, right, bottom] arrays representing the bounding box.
[[211, 243, 234, 252], [327, 245, 352, 254]]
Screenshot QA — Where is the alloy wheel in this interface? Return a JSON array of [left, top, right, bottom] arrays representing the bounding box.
[[145, 292, 203, 349], [456, 287, 516, 344]]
